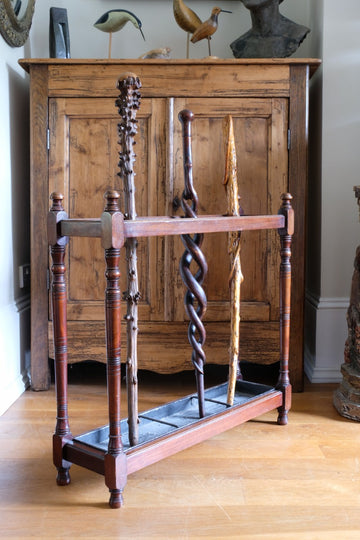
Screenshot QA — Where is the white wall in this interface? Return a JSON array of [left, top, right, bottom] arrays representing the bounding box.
[[305, 0, 360, 383], [29, 0, 311, 60], [321, 0, 360, 297], [0, 38, 31, 414]]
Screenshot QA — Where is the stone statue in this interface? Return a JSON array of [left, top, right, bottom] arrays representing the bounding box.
[[334, 187, 360, 421], [230, 0, 310, 58]]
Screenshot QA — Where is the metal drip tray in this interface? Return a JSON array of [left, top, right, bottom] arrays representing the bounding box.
[[75, 380, 275, 452]]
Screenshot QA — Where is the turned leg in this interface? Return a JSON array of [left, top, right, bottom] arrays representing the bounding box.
[[102, 191, 127, 507], [48, 193, 72, 484], [276, 194, 294, 425]]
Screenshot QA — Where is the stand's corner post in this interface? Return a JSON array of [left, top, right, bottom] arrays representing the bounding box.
[[48, 192, 72, 486], [178, 109, 208, 418], [102, 190, 127, 508], [277, 193, 294, 425]]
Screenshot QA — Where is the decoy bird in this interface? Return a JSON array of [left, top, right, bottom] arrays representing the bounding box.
[[173, 0, 202, 58], [138, 47, 171, 59], [191, 7, 231, 57], [94, 9, 145, 59]]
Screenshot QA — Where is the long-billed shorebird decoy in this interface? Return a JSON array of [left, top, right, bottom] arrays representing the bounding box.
[[191, 7, 231, 57], [173, 0, 202, 58], [94, 9, 145, 58]]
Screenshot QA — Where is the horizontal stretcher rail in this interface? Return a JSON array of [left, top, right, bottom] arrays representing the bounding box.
[[59, 213, 285, 241]]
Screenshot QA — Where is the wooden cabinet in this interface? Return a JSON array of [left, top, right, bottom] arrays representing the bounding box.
[[20, 58, 320, 392]]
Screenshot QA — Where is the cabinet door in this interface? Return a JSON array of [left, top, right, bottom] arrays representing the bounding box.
[[166, 97, 288, 364], [48, 95, 288, 369], [48, 97, 167, 326]]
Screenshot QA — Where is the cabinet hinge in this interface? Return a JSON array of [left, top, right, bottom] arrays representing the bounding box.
[[287, 129, 291, 150], [47, 128, 50, 151]]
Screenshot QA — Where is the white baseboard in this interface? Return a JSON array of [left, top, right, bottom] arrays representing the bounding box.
[[304, 292, 348, 383], [0, 369, 30, 416], [304, 349, 343, 383], [0, 295, 30, 415]]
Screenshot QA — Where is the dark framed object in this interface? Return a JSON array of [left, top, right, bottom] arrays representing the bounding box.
[[49, 7, 70, 59], [0, 0, 35, 47]]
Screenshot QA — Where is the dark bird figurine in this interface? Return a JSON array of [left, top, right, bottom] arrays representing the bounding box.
[[191, 7, 231, 56], [94, 9, 145, 58]]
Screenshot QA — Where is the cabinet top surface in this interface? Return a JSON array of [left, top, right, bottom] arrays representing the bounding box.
[[19, 57, 321, 73], [19, 58, 320, 99]]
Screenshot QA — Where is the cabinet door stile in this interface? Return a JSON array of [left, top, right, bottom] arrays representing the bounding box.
[[164, 97, 175, 323], [266, 97, 289, 321], [145, 98, 167, 321], [164, 98, 187, 323]]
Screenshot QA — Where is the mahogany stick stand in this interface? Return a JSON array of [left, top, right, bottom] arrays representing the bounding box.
[[48, 73, 294, 508]]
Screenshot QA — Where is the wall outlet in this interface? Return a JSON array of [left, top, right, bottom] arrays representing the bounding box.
[[19, 264, 31, 289]]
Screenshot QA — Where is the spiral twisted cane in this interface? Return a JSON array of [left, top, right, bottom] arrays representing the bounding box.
[[178, 109, 208, 418]]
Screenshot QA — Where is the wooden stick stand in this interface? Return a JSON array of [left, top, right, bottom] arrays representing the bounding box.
[[49, 74, 294, 508]]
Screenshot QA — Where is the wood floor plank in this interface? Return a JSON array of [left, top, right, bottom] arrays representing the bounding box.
[[1, 366, 360, 538]]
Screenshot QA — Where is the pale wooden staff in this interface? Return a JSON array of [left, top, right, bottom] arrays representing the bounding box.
[[223, 115, 244, 406]]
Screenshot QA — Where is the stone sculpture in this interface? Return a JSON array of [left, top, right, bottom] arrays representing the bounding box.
[[334, 187, 360, 421], [231, 0, 310, 58]]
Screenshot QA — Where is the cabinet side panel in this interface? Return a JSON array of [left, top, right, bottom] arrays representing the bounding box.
[[30, 65, 50, 390], [288, 65, 309, 391]]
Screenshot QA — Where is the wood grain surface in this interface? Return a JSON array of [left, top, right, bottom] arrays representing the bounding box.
[[21, 59, 320, 391], [1, 367, 358, 539]]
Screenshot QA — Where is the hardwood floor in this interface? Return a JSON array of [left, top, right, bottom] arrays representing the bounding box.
[[1, 363, 360, 539]]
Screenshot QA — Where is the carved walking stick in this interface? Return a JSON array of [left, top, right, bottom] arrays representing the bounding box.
[[178, 109, 208, 418], [115, 73, 142, 446], [222, 115, 244, 406]]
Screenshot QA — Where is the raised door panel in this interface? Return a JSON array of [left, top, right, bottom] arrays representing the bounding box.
[[167, 97, 288, 325], [48, 97, 167, 324]]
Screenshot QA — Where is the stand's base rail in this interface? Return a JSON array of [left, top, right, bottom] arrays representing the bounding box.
[[60, 380, 283, 479]]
